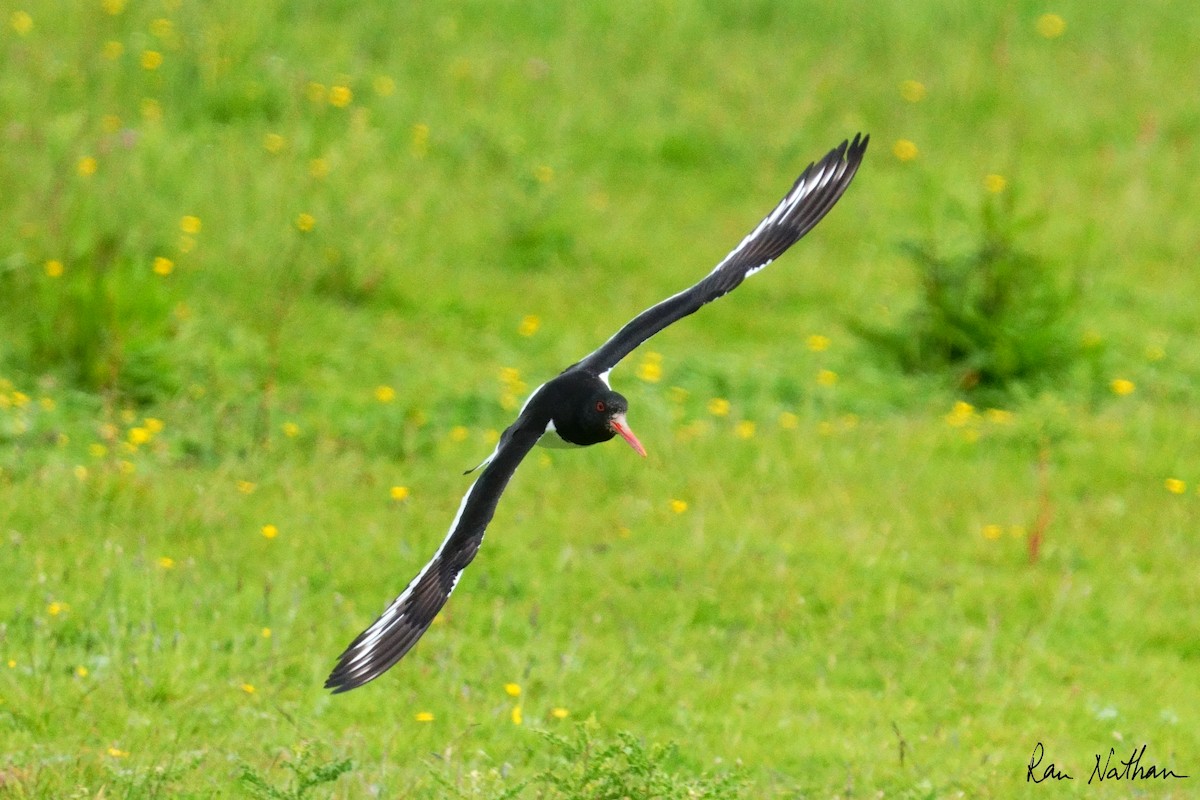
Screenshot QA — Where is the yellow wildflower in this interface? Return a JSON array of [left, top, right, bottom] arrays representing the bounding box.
[[899, 79, 926, 102], [984, 174, 1008, 194], [893, 139, 919, 162], [89, 443, 108, 458], [449, 425, 469, 442], [1165, 478, 1186, 495], [261, 627, 272, 638], [982, 524, 1003, 540], [329, 86, 353, 107], [375, 385, 396, 403], [263, 133, 286, 153], [816, 369, 838, 387], [734, 420, 756, 439], [390, 485, 410, 501], [107, 747, 129, 758], [707, 398, 730, 417], [281, 422, 300, 437], [309, 158, 329, 178], [261, 524, 278, 540], [102, 0, 126, 14], [295, 213, 315, 232], [1036, 13, 1066, 39], [669, 499, 688, 514], [78, 156, 98, 177], [778, 411, 799, 429], [518, 314, 541, 337], [128, 427, 151, 445], [74, 465, 88, 481], [636, 352, 663, 383], [237, 480, 257, 494], [140, 50, 163, 70], [102, 40, 124, 60], [637, 361, 663, 382], [48, 601, 70, 616], [805, 334, 830, 352], [511, 705, 523, 725], [533, 165, 554, 184], [75, 666, 89, 678], [157, 556, 175, 569], [944, 401, 975, 426], [152, 256, 174, 276], [145, 417, 164, 434], [415, 711, 434, 722], [10, 11, 32, 35], [984, 408, 1013, 424], [180, 215, 202, 234], [1110, 378, 1135, 396], [241, 683, 256, 694], [504, 682, 521, 697], [551, 707, 569, 720], [44, 259, 64, 278]]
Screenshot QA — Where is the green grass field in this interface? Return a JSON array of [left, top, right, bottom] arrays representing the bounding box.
[[2, 1, 1198, 797]]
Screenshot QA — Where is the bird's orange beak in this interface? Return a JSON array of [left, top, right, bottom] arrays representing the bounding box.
[[610, 413, 647, 458]]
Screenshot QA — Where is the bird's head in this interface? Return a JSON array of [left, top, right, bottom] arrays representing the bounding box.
[[584, 390, 646, 457]]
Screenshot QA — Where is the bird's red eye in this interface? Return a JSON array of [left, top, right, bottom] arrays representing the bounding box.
[[595, 400, 606, 412]]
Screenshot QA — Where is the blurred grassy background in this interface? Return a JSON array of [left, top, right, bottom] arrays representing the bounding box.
[[1, 1, 1197, 797]]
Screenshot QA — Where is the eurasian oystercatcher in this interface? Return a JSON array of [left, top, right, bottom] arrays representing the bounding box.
[[326, 134, 869, 692]]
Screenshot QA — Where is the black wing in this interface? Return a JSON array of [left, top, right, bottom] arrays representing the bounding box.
[[572, 134, 868, 376], [324, 413, 546, 693]]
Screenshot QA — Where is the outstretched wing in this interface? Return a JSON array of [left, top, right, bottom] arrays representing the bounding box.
[[325, 416, 545, 693], [572, 134, 868, 376]]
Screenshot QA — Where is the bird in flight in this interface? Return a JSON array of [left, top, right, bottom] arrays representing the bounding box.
[[326, 133, 869, 692]]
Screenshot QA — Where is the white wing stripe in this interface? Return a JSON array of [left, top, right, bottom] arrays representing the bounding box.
[[342, 477, 481, 664], [713, 159, 836, 275]]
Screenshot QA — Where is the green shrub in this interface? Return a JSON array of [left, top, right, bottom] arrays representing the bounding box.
[[430, 725, 745, 800], [532, 727, 745, 800], [851, 192, 1090, 397], [240, 743, 353, 800]]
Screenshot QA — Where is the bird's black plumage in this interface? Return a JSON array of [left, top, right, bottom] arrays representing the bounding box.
[[325, 133, 868, 692]]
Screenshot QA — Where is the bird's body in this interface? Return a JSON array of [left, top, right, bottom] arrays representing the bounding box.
[[326, 134, 869, 693]]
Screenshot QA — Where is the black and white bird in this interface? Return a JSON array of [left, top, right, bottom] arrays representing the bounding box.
[[326, 133, 869, 692]]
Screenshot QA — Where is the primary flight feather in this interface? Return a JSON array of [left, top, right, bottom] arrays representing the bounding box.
[[326, 133, 869, 692]]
